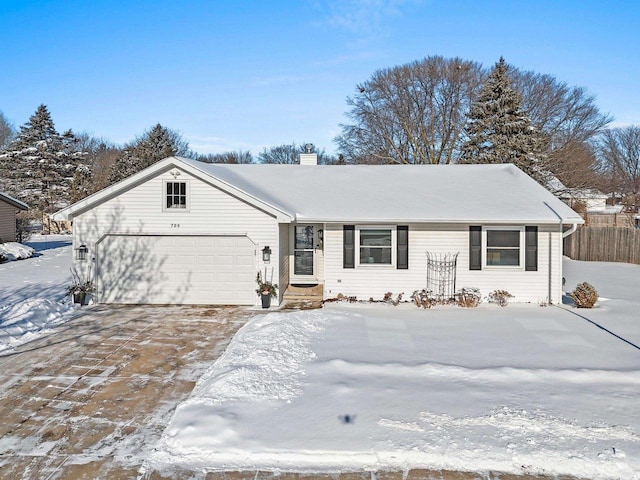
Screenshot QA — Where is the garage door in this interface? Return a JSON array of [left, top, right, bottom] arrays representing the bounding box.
[[96, 235, 256, 305]]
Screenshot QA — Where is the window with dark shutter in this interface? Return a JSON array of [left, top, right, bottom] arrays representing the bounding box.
[[343, 225, 355, 269], [469, 225, 482, 270], [397, 225, 408, 269], [525, 226, 538, 271]]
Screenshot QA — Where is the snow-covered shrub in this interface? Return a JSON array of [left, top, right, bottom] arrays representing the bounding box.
[[383, 292, 403, 306], [0, 242, 35, 262], [489, 290, 513, 307], [411, 289, 433, 309], [324, 293, 357, 304], [457, 287, 481, 308], [570, 282, 598, 308]]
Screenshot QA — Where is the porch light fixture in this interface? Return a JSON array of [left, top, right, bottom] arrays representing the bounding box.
[[262, 246, 272, 263], [76, 244, 88, 261], [318, 229, 324, 241]]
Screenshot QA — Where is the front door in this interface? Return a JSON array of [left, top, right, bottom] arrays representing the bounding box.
[[294, 225, 315, 277]]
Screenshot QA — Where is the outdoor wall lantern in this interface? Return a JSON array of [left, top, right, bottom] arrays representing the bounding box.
[[318, 229, 324, 241], [262, 246, 272, 263], [76, 244, 88, 261]]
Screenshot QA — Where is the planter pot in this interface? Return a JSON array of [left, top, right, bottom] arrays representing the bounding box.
[[73, 292, 91, 306], [261, 294, 272, 309]]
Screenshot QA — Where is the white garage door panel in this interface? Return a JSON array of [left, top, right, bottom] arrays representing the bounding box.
[[97, 235, 256, 305]]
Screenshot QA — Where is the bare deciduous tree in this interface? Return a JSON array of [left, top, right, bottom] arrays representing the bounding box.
[[71, 132, 122, 194], [336, 56, 610, 177], [258, 143, 299, 164], [515, 71, 611, 147], [258, 143, 335, 164], [512, 70, 611, 184], [599, 126, 640, 209], [198, 150, 254, 164], [549, 139, 602, 190], [336, 56, 484, 164], [0, 111, 15, 149]]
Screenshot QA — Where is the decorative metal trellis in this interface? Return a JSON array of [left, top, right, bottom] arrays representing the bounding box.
[[426, 252, 459, 302]]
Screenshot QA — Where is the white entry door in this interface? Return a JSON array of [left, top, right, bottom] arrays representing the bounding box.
[[294, 225, 315, 277]]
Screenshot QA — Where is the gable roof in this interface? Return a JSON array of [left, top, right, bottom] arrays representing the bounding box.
[[51, 157, 293, 222], [0, 191, 29, 211], [53, 156, 584, 225], [180, 158, 583, 224]]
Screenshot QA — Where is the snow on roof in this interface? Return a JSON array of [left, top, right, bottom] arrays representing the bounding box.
[[0, 191, 29, 210], [180, 158, 583, 224], [545, 175, 566, 193], [558, 188, 608, 200]]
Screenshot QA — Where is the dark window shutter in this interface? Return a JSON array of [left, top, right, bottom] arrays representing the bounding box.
[[397, 226, 408, 269], [343, 225, 355, 269], [469, 226, 482, 270], [525, 226, 538, 271]]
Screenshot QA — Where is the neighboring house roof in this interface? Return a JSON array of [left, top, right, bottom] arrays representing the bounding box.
[[0, 191, 29, 211], [545, 175, 566, 193], [53, 157, 584, 225], [557, 188, 608, 201]]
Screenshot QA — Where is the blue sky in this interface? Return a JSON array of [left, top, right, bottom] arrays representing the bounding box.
[[1, 0, 638, 156]]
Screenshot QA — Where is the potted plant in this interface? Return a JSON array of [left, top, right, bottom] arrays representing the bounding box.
[[66, 267, 94, 306], [256, 267, 277, 308]]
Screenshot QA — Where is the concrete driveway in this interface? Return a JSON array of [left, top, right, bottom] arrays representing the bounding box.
[[0, 305, 250, 480]]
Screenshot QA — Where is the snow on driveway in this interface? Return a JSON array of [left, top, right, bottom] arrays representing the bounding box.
[[153, 258, 640, 479], [0, 234, 77, 353]]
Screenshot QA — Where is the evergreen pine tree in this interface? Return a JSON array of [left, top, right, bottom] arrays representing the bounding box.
[[108, 124, 192, 184], [460, 58, 548, 182], [0, 105, 86, 212]]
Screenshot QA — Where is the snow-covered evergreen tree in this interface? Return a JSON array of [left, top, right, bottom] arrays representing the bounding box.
[[108, 124, 192, 184], [0, 105, 86, 212], [460, 58, 548, 182]]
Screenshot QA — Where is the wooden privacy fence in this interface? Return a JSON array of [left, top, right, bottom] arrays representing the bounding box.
[[582, 213, 636, 227], [563, 226, 640, 264]]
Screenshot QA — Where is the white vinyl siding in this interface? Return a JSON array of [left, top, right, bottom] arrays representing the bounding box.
[[323, 223, 563, 304], [0, 200, 16, 243], [72, 168, 280, 306]]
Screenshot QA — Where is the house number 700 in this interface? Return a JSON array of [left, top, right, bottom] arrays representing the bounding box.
[[170, 224, 180, 228]]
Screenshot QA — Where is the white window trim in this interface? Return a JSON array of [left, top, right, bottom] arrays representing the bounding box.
[[162, 179, 191, 213], [356, 225, 396, 268], [482, 226, 525, 270]]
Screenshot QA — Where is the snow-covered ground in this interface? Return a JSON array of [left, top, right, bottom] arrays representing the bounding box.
[[0, 235, 77, 353], [152, 258, 640, 479], [2, 239, 639, 478], [0, 241, 35, 261]]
